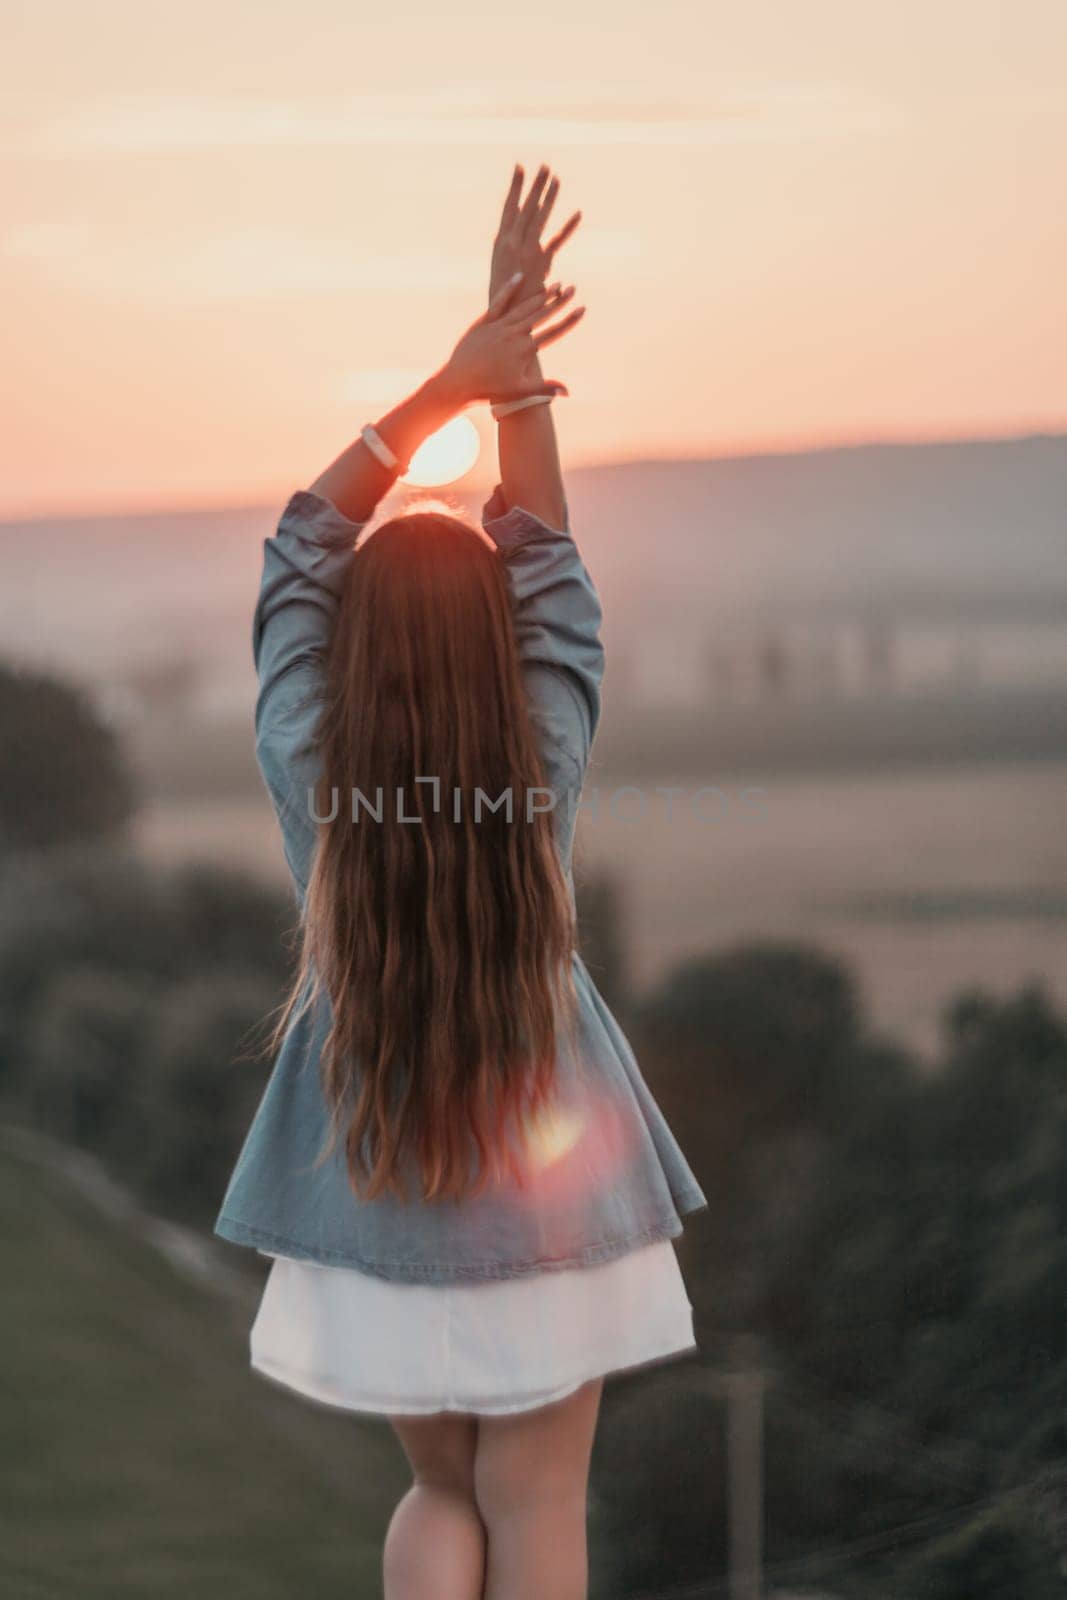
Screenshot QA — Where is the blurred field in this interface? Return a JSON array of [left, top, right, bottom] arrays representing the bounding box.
[[0, 1137, 406, 1599], [133, 756, 1067, 1057]]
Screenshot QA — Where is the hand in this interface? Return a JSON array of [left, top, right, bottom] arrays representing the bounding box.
[[489, 163, 582, 304], [441, 275, 585, 407]]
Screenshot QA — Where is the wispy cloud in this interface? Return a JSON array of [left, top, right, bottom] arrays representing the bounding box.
[[18, 84, 901, 158], [1, 220, 647, 304], [2, 223, 474, 300]]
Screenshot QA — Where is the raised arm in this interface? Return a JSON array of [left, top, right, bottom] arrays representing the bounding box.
[[482, 166, 602, 780], [488, 163, 585, 528], [256, 376, 455, 726], [482, 489, 604, 786]]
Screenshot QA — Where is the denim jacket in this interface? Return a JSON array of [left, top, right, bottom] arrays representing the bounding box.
[[214, 485, 706, 1281]]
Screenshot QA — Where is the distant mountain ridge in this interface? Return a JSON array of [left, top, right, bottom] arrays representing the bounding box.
[[561, 432, 1067, 630], [2, 433, 1064, 693]]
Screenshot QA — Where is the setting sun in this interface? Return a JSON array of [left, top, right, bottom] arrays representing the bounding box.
[[402, 415, 481, 488]]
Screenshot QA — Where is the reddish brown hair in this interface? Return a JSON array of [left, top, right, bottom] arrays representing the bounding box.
[[274, 509, 577, 1202]]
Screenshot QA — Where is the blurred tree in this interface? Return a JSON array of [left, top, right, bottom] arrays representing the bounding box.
[[575, 870, 630, 1020], [592, 1366, 727, 1598], [20, 965, 157, 1153], [902, 1503, 1062, 1600], [0, 662, 134, 853], [765, 983, 1067, 1594], [633, 942, 888, 1338], [171, 862, 300, 983], [637, 941, 865, 1147], [110, 971, 276, 1224], [0, 850, 294, 1091]]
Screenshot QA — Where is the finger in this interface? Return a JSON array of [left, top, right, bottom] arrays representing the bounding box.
[[502, 284, 557, 324], [532, 306, 586, 351], [513, 285, 576, 331], [519, 163, 550, 234], [535, 174, 560, 236], [486, 271, 526, 320], [545, 210, 582, 261], [504, 279, 571, 323], [499, 163, 523, 229]]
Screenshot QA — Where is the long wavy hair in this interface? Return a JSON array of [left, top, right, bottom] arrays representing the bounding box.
[[272, 509, 578, 1203]]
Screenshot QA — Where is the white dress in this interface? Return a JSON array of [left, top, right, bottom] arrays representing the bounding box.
[[250, 1237, 696, 1417]]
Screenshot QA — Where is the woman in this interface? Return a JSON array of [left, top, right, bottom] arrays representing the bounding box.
[[215, 164, 706, 1600]]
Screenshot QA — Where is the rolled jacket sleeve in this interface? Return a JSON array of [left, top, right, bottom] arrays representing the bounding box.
[[481, 484, 605, 781], [253, 490, 368, 721], [253, 489, 368, 896]]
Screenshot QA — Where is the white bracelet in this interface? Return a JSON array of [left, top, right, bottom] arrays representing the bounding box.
[[490, 395, 555, 422], [360, 423, 405, 474]]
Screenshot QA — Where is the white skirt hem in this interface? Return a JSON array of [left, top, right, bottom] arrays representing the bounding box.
[[248, 1236, 698, 1418], [251, 1332, 698, 1418]]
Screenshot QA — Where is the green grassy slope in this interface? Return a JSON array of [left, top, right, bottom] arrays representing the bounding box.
[[1, 1141, 407, 1599]]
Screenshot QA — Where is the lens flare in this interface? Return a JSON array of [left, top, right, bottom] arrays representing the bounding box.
[[402, 415, 480, 488], [503, 1082, 638, 1223], [522, 1102, 587, 1173]]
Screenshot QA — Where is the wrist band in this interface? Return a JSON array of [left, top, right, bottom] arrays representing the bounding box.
[[490, 395, 555, 422], [361, 423, 406, 474]]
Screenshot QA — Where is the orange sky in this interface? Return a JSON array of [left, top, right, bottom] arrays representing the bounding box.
[[2, 0, 1065, 518]]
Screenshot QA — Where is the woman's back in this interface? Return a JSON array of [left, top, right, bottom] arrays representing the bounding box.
[[214, 482, 705, 1281], [268, 497, 590, 1204]]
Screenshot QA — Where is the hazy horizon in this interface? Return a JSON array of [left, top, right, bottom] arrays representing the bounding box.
[[2, 423, 1063, 527]]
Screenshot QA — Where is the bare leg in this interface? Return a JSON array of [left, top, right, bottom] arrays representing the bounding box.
[[385, 1413, 486, 1600], [474, 1379, 603, 1600]]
